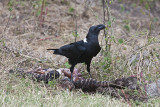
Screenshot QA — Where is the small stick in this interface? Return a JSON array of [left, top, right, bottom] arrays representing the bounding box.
[[38, 0, 46, 31], [74, 0, 78, 42]]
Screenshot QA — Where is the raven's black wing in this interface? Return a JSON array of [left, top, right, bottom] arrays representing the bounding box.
[[57, 40, 86, 58]]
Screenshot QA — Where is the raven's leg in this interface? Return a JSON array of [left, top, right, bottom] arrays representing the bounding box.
[[86, 61, 92, 78], [70, 64, 75, 83]]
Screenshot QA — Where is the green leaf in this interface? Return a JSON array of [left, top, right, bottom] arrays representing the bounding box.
[[69, 7, 74, 12], [107, 21, 111, 27], [118, 39, 124, 44], [0, 40, 6, 46], [123, 20, 129, 24], [72, 32, 78, 37], [96, 15, 99, 19], [8, 1, 13, 7], [103, 75, 107, 78], [120, 4, 125, 12], [8, 7, 13, 12], [64, 62, 71, 68], [124, 24, 130, 32], [37, 9, 41, 16], [48, 81, 56, 87], [156, 54, 159, 58], [111, 16, 115, 22], [154, 17, 158, 22], [145, 3, 149, 10], [82, 93, 88, 97], [140, 0, 144, 4]]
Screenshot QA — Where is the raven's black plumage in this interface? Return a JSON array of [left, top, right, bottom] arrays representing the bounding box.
[[47, 24, 105, 82]]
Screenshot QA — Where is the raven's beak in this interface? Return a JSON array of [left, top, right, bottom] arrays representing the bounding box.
[[98, 24, 105, 30]]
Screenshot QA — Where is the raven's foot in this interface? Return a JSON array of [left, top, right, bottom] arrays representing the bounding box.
[[70, 79, 74, 83], [89, 73, 92, 78]]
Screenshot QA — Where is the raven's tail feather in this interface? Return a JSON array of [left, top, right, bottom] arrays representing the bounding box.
[[47, 49, 59, 54], [47, 49, 57, 50]]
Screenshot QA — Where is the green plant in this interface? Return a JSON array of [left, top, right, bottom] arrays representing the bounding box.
[[0, 40, 5, 47], [64, 62, 71, 68], [48, 80, 56, 88], [101, 1, 114, 74], [8, 0, 14, 10], [120, 4, 125, 12], [72, 31, 78, 38], [101, 54, 112, 73], [32, 0, 46, 16], [118, 39, 124, 44], [123, 20, 130, 32], [68, 7, 74, 13]]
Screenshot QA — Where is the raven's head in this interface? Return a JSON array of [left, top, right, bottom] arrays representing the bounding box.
[[88, 24, 105, 36]]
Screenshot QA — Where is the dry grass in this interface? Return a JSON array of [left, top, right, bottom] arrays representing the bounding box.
[[0, 0, 160, 106]]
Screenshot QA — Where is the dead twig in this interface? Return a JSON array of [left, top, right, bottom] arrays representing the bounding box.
[[38, 0, 48, 31], [74, 0, 78, 42]]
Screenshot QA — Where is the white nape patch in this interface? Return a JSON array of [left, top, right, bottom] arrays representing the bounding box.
[[56, 69, 62, 75], [83, 38, 88, 43]]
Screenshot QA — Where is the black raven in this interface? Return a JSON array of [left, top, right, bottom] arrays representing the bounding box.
[[47, 24, 105, 82]]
